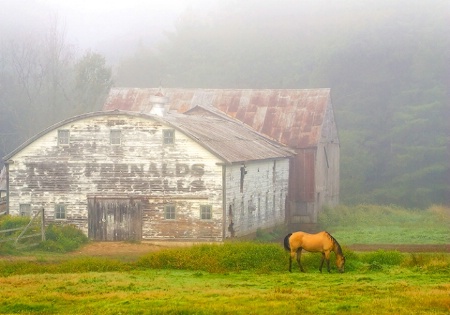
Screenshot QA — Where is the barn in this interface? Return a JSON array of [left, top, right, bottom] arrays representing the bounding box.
[[104, 88, 340, 230], [2, 106, 293, 241]]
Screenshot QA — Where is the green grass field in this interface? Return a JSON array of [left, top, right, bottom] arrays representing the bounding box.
[[319, 204, 450, 244], [0, 204, 449, 314], [0, 265, 449, 314]]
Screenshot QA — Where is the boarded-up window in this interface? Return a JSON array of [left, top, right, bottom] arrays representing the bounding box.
[[20, 204, 31, 217], [163, 129, 174, 145], [110, 130, 121, 145], [55, 204, 66, 219], [200, 205, 212, 220], [58, 130, 70, 145], [164, 204, 176, 220]]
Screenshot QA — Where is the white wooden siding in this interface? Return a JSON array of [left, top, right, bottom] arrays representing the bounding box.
[[7, 115, 224, 240], [224, 159, 289, 238]]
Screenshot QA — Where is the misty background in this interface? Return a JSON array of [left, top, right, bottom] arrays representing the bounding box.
[[0, 0, 449, 208]]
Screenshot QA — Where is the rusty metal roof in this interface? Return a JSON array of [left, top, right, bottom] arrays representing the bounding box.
[[104, 88, 333, 148]]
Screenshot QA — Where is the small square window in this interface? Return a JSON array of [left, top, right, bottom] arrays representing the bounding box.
[[20, 204, 31, 217], [163, 129, 174, 145], [200, 205, 212, 220], [58, 130, 70, 145], [110, 130, 121, 145], [164, 204, 176, 220], [55, 204, 66, 219]]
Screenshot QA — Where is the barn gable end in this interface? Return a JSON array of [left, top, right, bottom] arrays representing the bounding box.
[[3, 110, 292, 241]]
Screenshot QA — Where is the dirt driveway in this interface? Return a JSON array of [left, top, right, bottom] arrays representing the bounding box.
[[69, 241, 199, 260]]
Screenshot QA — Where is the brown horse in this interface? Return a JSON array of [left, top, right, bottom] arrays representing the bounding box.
[[283, 231, 345, 273]]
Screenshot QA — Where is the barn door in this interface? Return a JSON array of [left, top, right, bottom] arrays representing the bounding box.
[[88, 197, 142, 241]]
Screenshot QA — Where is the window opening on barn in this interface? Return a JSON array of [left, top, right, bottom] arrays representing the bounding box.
[[164, 204, 176, 220], [240, 164, 247, 193], [58, 130, 70, 145], [19, 204, 31, 217], [163, 129, 175, 145], [55, 204, 66, 219], [272, 160, 276, 183], [110, 130, 121, 145], [200, 205, 212, 220]]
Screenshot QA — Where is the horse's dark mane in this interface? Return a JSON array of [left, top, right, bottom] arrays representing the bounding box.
[[325, 231, 343, 256]]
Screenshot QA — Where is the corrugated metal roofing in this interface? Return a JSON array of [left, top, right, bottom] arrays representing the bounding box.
[[3, 110, 294, 165], [165, 110, 294, 164], [103, 88, 332, 148]]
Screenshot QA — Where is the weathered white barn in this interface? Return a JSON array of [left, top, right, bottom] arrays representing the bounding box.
[[3, 108, 293, 241], [104, 88, 340, 229]]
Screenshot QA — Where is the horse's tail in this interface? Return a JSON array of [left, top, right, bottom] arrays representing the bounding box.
[[283, 233, 292, 251]]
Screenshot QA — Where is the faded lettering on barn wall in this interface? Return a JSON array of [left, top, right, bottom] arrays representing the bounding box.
[[25, 162, 207, 192]]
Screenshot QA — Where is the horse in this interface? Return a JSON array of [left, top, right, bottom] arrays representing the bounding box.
[[283, 231, 345, 273]]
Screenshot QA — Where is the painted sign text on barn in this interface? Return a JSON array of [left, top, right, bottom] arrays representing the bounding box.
[[25, 162, 207, 192]]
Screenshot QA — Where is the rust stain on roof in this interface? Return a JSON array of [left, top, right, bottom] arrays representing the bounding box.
[[103, 88, 332, 149]]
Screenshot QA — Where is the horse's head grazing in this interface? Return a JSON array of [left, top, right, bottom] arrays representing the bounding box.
[[336, 255, 345, 273]]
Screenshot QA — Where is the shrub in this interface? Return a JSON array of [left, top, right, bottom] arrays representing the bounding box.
[[402, 253, 450, 273], [37, 224, 88, 253], [360, 250, 404, 266], [136, 242, 287, 273]]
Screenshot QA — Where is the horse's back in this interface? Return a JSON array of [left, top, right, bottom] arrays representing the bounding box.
[[289, 231, 333, 252]]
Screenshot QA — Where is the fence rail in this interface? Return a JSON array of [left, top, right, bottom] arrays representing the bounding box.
[[0, 208, 46, 248]]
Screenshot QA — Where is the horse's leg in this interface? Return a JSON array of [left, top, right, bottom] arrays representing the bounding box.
[[325, 251, 331, 273], [289, 250, 294, 272], [319, 253, 325, 273], [297, 248, 305, 272]]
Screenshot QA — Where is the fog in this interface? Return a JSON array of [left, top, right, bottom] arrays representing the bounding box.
[[0, 0, 211, 61], [1, 0, 448, 207]]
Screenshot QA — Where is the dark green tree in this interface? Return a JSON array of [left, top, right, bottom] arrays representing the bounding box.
[[73, 52, 113, 113]]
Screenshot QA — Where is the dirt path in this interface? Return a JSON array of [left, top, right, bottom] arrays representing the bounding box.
[[68, 241, 198, 260]]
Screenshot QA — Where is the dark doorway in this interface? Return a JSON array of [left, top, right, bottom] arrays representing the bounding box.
[[88, 197, 142, 241]]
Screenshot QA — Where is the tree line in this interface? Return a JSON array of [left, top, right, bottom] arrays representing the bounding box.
[[0, 18, 112, 166]]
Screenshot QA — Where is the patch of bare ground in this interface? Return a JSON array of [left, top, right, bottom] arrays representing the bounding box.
[[68, 241, 203, 260]]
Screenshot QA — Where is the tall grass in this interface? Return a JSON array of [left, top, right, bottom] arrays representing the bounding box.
[[1, 242, 448, 277], [0, 216, 88, 255], [135, 242, 288, 273]]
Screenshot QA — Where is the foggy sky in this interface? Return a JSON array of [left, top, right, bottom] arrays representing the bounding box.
[[0, 0, 213, 62]]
